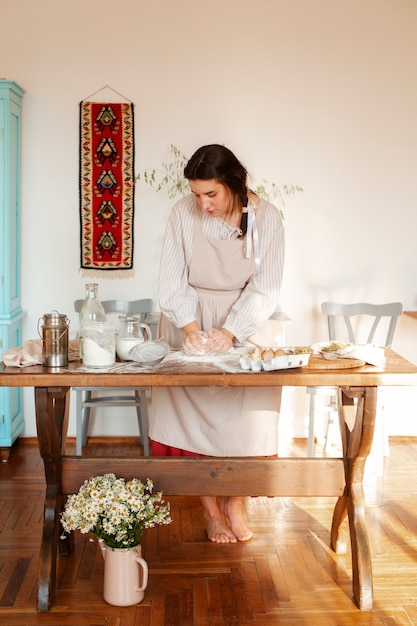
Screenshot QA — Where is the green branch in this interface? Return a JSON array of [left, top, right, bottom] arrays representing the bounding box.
[[135, 145, 303, 216]]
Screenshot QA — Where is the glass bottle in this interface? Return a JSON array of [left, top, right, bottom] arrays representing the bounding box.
[[79, 283, 106, 359]]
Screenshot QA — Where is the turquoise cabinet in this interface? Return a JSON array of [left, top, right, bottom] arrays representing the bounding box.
[[0, 80, 25, 460]]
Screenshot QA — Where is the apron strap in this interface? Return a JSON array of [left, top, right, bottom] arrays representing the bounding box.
[[245, 205, 260, 273]]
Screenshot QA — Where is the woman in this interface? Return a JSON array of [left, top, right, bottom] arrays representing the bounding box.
[[150, 144, 285, 543]]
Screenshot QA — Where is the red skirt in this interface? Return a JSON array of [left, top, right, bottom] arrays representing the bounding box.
[[151, 440, 204, 457], [151, 440, 277, 458]]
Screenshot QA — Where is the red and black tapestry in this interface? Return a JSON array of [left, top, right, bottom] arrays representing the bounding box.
[[80, 101, 134, 272]]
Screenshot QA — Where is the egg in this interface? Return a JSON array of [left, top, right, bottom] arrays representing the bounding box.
[[274, 348, 287, 357], [261, 348, 275, 360], [249, 347, 263, 360]]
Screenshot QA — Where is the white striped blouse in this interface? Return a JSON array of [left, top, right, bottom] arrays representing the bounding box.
[[158, 194, 285, 343]]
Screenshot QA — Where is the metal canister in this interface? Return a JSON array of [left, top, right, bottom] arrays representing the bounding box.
[[38, 311, 69, 367]]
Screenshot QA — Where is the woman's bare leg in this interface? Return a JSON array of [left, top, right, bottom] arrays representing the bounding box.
[[200, 496, 237, 543], [219, 496, 253, 542]]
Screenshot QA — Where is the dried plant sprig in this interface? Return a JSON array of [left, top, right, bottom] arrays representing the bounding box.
[[135, 144, 190, 199], [135, 145, 303, 216]]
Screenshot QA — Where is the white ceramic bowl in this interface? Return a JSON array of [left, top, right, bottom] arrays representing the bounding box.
[[320, 351, 339, 361]]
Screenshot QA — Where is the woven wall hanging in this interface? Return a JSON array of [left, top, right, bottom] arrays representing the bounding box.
[[79, 98, 135, 275]]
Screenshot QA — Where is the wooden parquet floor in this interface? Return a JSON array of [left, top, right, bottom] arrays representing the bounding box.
[[0, 438, 417, 625]]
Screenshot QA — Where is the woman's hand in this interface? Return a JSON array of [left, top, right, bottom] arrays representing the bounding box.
[[204, 328, 234, 354], [182, 330, 210, 354], [181, 323, 234, 354]]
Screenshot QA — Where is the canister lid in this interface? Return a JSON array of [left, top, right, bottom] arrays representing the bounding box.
[[43, 310, 68, 324]]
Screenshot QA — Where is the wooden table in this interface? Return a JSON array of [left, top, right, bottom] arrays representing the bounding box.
[[1, 350, 416, 612]]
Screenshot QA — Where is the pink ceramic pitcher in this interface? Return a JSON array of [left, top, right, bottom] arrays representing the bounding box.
[[99, 541, 148, 606]]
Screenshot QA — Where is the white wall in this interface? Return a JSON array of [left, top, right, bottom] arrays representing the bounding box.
[[2, 0, 417, 438]]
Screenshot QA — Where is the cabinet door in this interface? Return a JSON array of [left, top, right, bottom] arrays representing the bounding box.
[[0, 91, 22, 314], [0, 80, 25, 456], [0, 96, 6, 313], [0, 389, 24, 443], [0, 322, 24, 451]]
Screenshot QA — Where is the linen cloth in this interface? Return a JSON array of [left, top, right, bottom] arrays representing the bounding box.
[[2, 339, 79, 366]]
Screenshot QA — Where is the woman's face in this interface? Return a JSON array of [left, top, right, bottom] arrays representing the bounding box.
[[189, 179, 232, 219]]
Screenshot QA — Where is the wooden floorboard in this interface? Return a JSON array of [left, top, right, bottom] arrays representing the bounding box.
[[0, 437, 416, 625]]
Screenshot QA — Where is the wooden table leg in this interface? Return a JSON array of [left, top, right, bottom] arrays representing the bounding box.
[[34, 386, 70, 612], [330, 386, 377, 610]]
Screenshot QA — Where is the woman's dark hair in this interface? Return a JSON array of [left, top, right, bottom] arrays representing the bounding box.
[[184, 144, 248, 207]]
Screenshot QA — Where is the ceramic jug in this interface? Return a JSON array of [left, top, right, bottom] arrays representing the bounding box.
[[99, 541, 148, 606], [116, 315, 152, 360]]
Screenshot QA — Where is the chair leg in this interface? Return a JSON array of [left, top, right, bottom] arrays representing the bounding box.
[[135, 389, 150, 457], [81, 406, 91, 447], [323, 410, 333, 452], [75, 390, 83, 456], [365, 394, 388, 478], [76, 390, 92, 455], [307, 393, 317, 457], [81, 390, 93, 448]]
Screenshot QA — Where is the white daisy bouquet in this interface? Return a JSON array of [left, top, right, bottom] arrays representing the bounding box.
[[61, 473, 172, 549]]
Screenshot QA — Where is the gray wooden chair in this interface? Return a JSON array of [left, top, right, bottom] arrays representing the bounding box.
[[307, 301, 403, 456], [73, 298, 153, 456]]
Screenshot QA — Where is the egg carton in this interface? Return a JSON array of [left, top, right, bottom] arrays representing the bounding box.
[[240, 350, 310, 372]]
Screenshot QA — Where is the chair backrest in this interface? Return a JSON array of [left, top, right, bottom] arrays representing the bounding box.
[[74, 298, 153, 323], [321, 301, 403, 347]]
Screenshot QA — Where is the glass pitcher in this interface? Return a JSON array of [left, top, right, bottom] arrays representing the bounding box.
[[116, 315, 152, 361]]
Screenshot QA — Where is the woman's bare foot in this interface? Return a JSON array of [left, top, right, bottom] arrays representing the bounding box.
[[201, 496, 237, 543], [220, 496, 253, 542]]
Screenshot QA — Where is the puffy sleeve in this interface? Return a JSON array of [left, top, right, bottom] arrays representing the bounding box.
[[158, 196, 199, 328], [223, 201, 285, 343]]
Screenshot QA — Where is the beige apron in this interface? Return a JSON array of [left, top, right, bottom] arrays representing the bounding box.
[[150, 204, 281, 456]]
